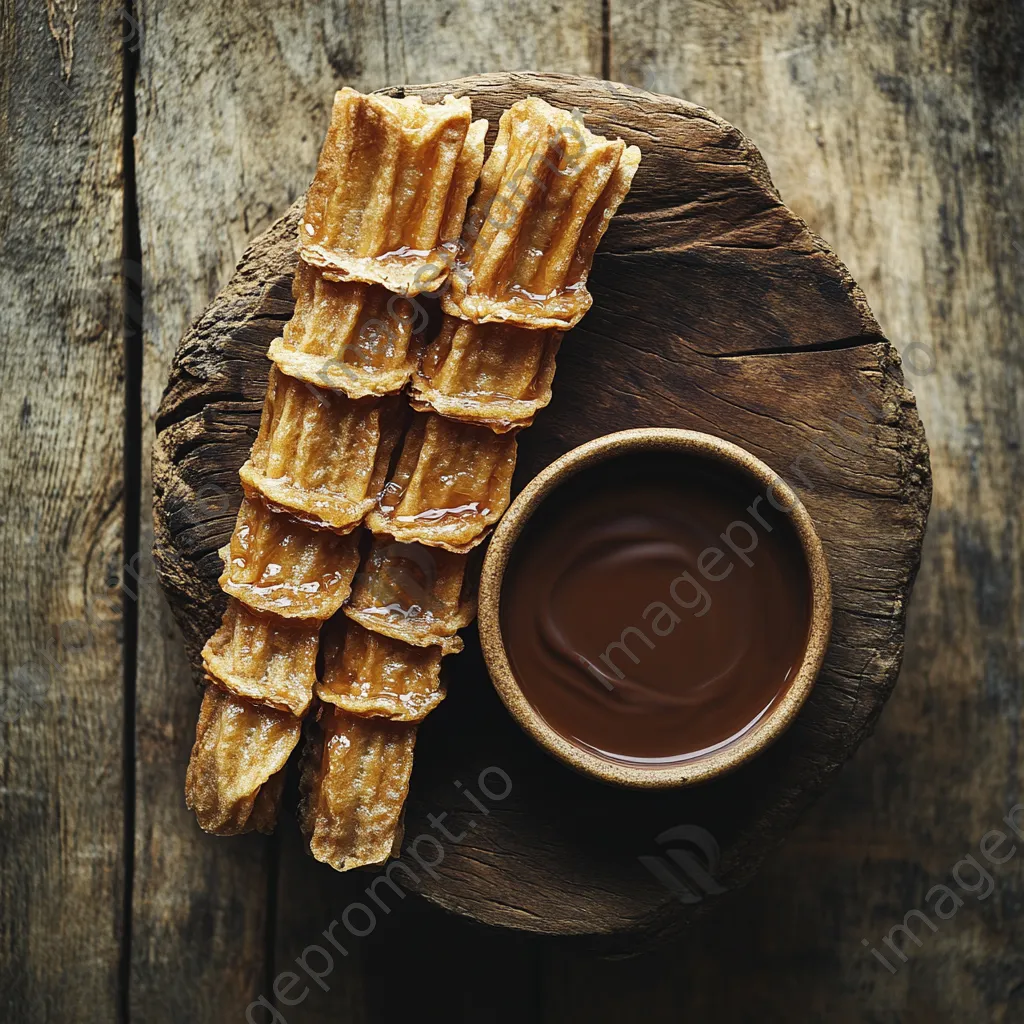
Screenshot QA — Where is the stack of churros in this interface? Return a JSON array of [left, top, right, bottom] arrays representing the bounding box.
[[185, 87, 640, 872]]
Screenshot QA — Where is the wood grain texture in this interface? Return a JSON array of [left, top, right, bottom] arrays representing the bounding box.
[[153, 72, 929, 950], [132, 5, 602, 1021], [0, 2, 126, 1021]]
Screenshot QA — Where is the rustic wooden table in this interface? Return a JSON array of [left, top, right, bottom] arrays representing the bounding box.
[[2, 2, 1021, 1022]]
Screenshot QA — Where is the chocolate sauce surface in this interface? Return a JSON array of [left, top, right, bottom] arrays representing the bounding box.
[[500, 452, 812, 765]]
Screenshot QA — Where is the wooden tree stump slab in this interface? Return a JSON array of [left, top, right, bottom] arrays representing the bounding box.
[[152, 72, 930, 944]]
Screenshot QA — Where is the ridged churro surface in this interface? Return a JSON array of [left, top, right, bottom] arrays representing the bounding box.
[[366, 413, 517, 553], [268, 263, 423, 398], [410, 315, 561, 432], [299, 706, 417, 870], [300, 88, 486, 295], [345, 534, 475, 653], [239, 367, 404, 533], [185, 685, 301, 836], [318, 617, 445, 721], [219, 496, 361, 620], [443, 97, 641, 329], [202, 597, 320, 716]]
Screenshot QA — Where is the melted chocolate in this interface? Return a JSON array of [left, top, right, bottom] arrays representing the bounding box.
[[500, 452, 812, 765]]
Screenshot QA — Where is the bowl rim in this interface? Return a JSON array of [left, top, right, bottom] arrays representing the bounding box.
[[477, 427, 833, 789]]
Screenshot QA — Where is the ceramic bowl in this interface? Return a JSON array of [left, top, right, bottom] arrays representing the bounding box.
[[477, 427, 833, 788]]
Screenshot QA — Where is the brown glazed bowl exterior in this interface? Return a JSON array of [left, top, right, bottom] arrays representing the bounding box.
[[477, 428, 833, 789]]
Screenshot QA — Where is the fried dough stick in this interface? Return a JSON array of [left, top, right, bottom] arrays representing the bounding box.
[[299, 703, 418, 871], [443, 96, 641, 330], [410, 317, 562, 432], [305, 101, 639, 871], [300, 89, 486, 295], [186, 89, 487, 837], [366, 413, 518, 552], [297, 550, 467, 866], [185, 684, 301, 836]]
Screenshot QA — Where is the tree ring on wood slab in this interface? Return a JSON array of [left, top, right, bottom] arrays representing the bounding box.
[[152, 72, 931, 947]]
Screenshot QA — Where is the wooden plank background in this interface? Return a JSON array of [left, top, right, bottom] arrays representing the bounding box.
[[0, 2, 127, 1021], [2, 1, 1021, 1021]]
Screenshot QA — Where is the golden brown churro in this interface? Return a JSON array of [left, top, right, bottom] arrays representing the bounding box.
[[410, 316, 562, 432], [318, 616, 445, 721], [202, 598, 320, 717], [185, 684, 301, 836], [366, 413, 518, 553], [268, 262, 423, 399], [443, 97, 641, 330], [300, 89, 486, 295], [239, 368, 404, 534], [344, 535, 477, 654], [219, 495, 361, 620], [298, 705, 418, 871]]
